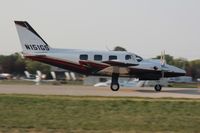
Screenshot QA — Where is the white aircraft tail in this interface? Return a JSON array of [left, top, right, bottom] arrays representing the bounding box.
[[70, 72, 76, 81], [50, 71, 56, 80], [24, 71, 31, 78], [15, 21, 52, 54], [65, 72, 71, 81], [36, 70, 42, 77]]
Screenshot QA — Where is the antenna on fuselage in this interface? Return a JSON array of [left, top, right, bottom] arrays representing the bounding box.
[[105, 45, 111, 51]]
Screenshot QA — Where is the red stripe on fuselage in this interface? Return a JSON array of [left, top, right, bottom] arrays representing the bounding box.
[[26, 55, 91, 75], [25, 55, 185, 78]]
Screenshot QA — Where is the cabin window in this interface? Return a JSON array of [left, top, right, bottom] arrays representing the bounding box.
[[109, 55, 117, 60], [125, 55, 132, 60], [94, 55, 102, 61], [80, 54, 88, 60]]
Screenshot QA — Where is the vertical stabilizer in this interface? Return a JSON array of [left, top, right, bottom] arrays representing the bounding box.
[[15, 21, 51, 54]]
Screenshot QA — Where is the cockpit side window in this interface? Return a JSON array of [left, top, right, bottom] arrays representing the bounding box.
[[125, 55, 132, 60]]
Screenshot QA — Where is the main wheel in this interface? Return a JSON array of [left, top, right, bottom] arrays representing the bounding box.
[[110, 83, 120, 91], [154, 84, 162, 92]]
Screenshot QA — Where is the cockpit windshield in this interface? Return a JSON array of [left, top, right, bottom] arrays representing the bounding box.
[[135, 55, 143, 62]]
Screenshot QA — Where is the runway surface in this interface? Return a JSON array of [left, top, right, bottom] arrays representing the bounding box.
[[0, 85, 199, 98]]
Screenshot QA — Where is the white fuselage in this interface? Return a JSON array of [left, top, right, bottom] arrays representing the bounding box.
[[15, 21, 186, 91], [28, 48, 185, 78], [15, 20, 186, 81]]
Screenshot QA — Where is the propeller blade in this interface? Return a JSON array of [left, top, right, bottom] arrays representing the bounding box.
[[160, 50, 166, 78], [160, 50, 166, 67]]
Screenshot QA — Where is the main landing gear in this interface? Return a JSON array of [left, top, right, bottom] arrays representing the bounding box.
[[110, 73, 120, 91], [110, 73, 163, 92]]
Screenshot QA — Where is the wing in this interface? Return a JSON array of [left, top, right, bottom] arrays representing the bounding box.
[[102, 60, 138, 67], [79, 60, 109, 70], [79, 60, 138, 76]]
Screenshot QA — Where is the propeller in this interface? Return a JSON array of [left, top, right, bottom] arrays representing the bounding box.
[[160, 50, 166, 78], [160, 51, 166, 66]]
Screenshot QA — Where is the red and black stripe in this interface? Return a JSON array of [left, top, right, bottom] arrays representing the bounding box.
[[26, 55, 91, 75], [26, 55, 185, 79]]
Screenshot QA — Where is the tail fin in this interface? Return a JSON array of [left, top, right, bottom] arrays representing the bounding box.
[[50, 71, 56, 80], [15, 21, 51, 54], [24, 71, 30, 78]]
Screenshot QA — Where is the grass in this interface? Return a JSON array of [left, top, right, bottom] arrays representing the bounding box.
[[0, 80, 83, 85], [0, 80, 35, 85], [169, 82, 198, 88], [0, 95, 200, 132]]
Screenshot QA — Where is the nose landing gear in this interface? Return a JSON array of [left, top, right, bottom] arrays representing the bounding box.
[[154, 84, 162, 92]]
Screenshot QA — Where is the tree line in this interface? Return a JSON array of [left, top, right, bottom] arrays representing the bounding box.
[[0, 53, 50, 76], [0, 52, 199, 80], [154, 54, 200, 80]]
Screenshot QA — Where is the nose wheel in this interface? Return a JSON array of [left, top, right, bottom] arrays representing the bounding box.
[[154, 84, 162, 92], [110, 73, 120, 91]]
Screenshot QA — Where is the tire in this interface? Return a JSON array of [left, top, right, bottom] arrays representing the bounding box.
[[154, 84, 162, 92], [110, 83, 120, 91]]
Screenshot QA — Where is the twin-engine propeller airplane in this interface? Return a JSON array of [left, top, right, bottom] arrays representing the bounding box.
[[15, 21, 186, 91]]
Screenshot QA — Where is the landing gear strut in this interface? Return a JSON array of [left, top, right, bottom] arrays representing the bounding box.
[[154, 84, 162, 92], [110, 73, 120, 91]]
